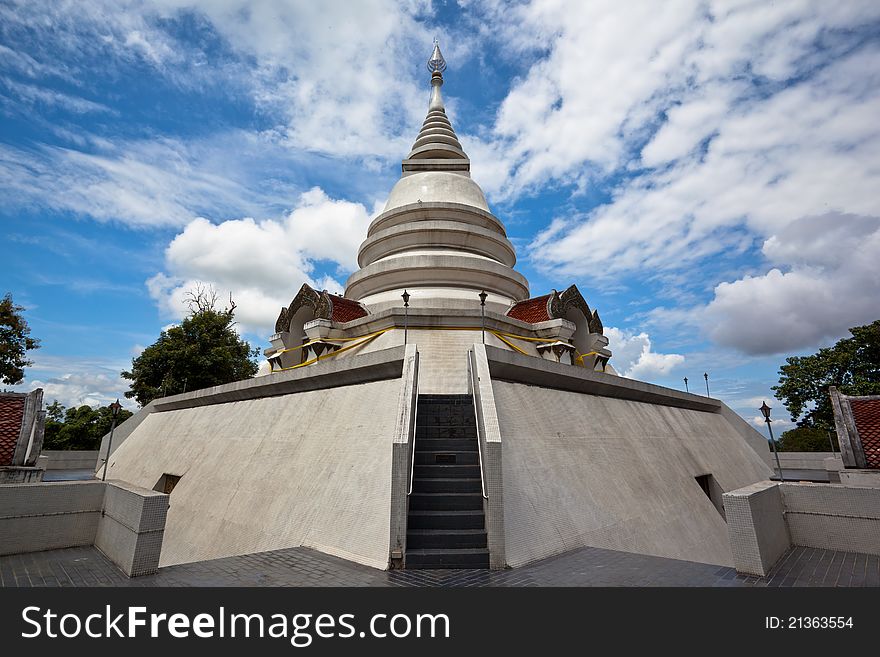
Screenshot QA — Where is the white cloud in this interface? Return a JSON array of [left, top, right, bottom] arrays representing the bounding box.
[[468, 1, 880, 356], [704, 213, 880, 354], [0, 131, 338, 227], [147, 187, 372, 335], [11, 355, 138, 411], [605, 327, 685, 380], [1, 0, 446, 160]]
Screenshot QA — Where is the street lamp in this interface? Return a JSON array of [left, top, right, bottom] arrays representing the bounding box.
[[101, 399, 123, 482], [683, 376, 689, 393], [703, 372, 710, 397], [402, 290, 410, 345], [760, 401, 785, 482], [478, 290, 488, 344]]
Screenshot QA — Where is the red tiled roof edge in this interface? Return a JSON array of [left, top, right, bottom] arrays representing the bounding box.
[[327, 294, 369, 324], [851, 398, 880, 469], [506, 293, 552, 324], [0, 395, 26, 466]]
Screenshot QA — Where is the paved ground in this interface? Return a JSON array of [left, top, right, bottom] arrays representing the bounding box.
[[1, 544, 877, 587]]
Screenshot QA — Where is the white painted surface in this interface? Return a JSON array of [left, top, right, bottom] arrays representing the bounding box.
[[104, 379, 401, 569], [493, 381, 772, 567]]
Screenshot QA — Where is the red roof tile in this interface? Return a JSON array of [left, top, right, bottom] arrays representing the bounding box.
[[851, 399, 880, 469], [506, 294, 552, 324], [0, 395, 25, 466], [328, 295, 368, 323]]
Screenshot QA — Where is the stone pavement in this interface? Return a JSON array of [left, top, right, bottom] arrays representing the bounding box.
[[1, 543, 877, 587]]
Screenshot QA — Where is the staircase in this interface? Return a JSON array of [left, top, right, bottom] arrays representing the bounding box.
[[406, 394, 489, 569]]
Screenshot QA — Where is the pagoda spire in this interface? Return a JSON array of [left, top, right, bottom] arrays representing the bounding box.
[[404, 40, 468, 171]]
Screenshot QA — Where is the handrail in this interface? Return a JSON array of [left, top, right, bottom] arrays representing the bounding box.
[[406, 374, 420, 496], [468, 352, 489, 500]]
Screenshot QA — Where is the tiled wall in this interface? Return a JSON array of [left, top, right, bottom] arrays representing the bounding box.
[[0, 480, 168, 577], [724, 481, 880, 575], [781, 483, 880, 557], [40, 450, 100, 470], [723, 482, 790, 576]]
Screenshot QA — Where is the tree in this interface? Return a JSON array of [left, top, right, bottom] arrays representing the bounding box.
[[0, 293, 40, 385], [773, 319, 880, 429], [777, 426, 838, 452], [42, 401, 134, 451], [122, 285, 259, 406]]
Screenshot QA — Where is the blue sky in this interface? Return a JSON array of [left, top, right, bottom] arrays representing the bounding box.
[[2, 1, 879, 433]]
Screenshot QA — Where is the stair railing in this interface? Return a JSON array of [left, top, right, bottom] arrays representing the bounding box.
[[406, 375, 420, 496], [467, 353, 489, 500]]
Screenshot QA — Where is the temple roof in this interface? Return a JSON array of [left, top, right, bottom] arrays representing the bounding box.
[[850, 399, 880, 468], [327, 293, 368, 323], [505, 286, 604, 334], [507, 294, 552, 324], [0, 394, 25, 466]]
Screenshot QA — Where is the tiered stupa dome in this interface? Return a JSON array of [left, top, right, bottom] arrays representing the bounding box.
[[345, 42, 529, 313]]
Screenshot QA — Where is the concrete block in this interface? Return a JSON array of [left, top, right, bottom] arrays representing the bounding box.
[[94, 482, 168, 577], [0, 481, 105, 556], [723, 482, 790, 576], [838, 470, 880, 488]]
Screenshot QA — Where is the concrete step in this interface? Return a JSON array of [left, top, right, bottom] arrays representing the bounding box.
[[414, 438, 478, 452], [405, 548, 490, 569], [406, 529, 487, 550], [415, 451, 479, 465], [417, 416, 476, 428], [416, 425, 479, 440], [413, 464, 481, 478], [407, 510, 486, 530], [408, 492, 484, 511], [417, 395, 472, 404], [411, 477, 482, 494]]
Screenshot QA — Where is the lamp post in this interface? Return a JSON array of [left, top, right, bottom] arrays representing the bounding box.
[[683, 377, 689, 393], [402, 290, 410, 345], [478, 290, 488, 344], [101, 399, 123, 482], [760, 401, 785, 482], [703, 372, 710, 397]]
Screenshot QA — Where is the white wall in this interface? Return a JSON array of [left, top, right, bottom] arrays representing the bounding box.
[[104, 379, 402, 569], [40, 450, 99, 470], [493, 381, 772, 567]]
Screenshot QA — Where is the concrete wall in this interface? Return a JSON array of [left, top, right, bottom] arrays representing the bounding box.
[[493, 381, 772, 567], [0, 480, 167, 576], [724, 481, 880, 575], [781, 483, 880, 556], [777, 452, 840, 470], [103, 349, 410, 569], [40, 450, 99, 470], [356, 327, 510, 394], [723, 481, 790, 576], [95, 481, 168, 577], [0, 481, 104, 555]]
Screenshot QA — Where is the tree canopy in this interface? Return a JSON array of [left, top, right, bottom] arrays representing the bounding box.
[[776, 426, 838, 452], [43, 401, 134, 451], [122, 286, 259, 406], [0, 292, 40, 385], [773, 319, 880, 429]]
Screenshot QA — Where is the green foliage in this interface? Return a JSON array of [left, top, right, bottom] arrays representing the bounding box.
[[773, 320, 880, 428], [777, 426, 838, 452], [42, 401, 133, 451], [0, 293, 40, 385], [122, 288, 259, 407]]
